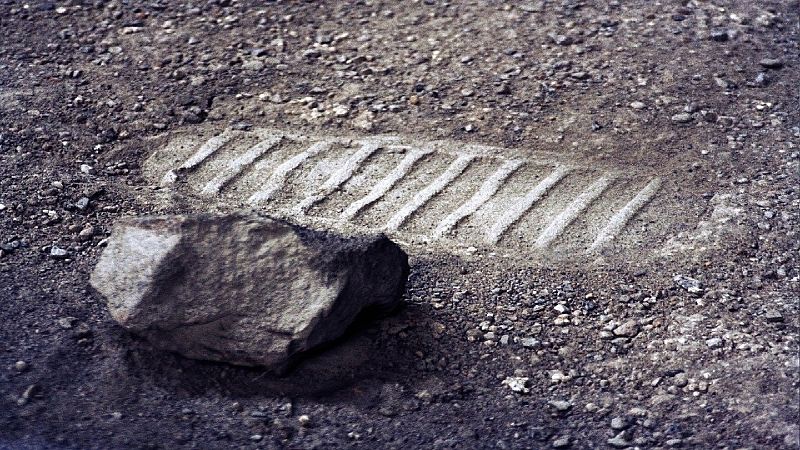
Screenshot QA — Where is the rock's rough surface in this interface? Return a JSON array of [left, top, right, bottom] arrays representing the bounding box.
[[90, 213, 409, 371]]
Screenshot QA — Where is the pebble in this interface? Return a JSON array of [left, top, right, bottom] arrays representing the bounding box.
[[79, 164, 95, 175], [298, 415, 311, 427], [671, 113, 693, 123], [496, 84, 512, 95], [610, 417, 627, 430], [607, 433, 631, 448], [502, 376, 530, 394], [78, 225, 95, 241], [17, 384, 38, 406], [50, 246, 70, 259], [759, 58, 783, 69], [550, 34, 573, 46], [673, 373, 689, 388], [57, 317, 77, 329], [706, 337, 723, 348], [673, 275, 703, 294], [548, 400, 573, 412], [765, 309, 784, 323], [630, 101, 646, 110], [613, 320, 640, 338], [75, 197, 90, 210], [552, 436, 571, 448], [521, 337, 538, 348], [710, 30, 729, 42], [15, 361, 28, 372], [332, 105, 350, 117]]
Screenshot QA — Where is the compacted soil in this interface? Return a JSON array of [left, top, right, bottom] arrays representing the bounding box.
[[1, 1, 798, 449]]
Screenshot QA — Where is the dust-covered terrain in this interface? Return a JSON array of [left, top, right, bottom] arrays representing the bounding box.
[[1, 1, 798, 449]]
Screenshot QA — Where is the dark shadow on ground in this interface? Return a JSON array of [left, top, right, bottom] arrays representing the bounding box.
[[112, 300, 441, 401]]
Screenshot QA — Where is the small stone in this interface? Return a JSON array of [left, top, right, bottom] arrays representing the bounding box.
[[14, 361, 28, 372], [17, 384, 38, 406], [671, 113, 693, 123], [75, 197, 90, 210], [673, 275, 703, 294], [249, 434, 263, 442], [550, 34, 573, 46], [630, 101, 646, 110], [548, 400, 573, 412], [298, 415, 311, 427], [607, 432, 631, 448], [80, 164, 95, 175], [332, 104, 350, 117], [613, 320, 640, 338], [57, 317, 77, 329], [706, 337, 723, 348], [552, 436, 571, 448], [673, 373, 689, 387], [754, 72, 769, 87], [610, 417, 628, 430], [570, 71, 589, 80], [521, 337, 538, 348], [759, 58, 783, 69], [765, 309, 784, 323], [78, 225, 95, 241], [111, 412, 123, 420], [502, 376, 530, 394], [709, 30, 729, 42], [242, 59, 264, 71], [50, 246, 69, 259], [554, 315, 571, 326], [714, 77, 735, 90]]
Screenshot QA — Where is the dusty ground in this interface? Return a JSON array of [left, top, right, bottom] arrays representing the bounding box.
[[1, 1, 798, 449]]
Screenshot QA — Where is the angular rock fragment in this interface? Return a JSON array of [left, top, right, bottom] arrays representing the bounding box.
[[90, 212, 409, 371]]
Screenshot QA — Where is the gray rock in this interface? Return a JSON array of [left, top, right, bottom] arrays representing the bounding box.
[[613, 320, 640, 338], [610, 416, 628, 430], [630, 101, 646, 110], [671, 113, 693, 123], [759, 58, 783, 69], [549, 33, 573, 46], [607, 432, 631, 448], [552, 436, 571, 448], [90, 213, 409, 371], [673, 275, 703, 294], [709, 30, 729, 42], [50, 246, 69, 259], [548, 400, 573, 412], [765, 309, 784, 323]]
